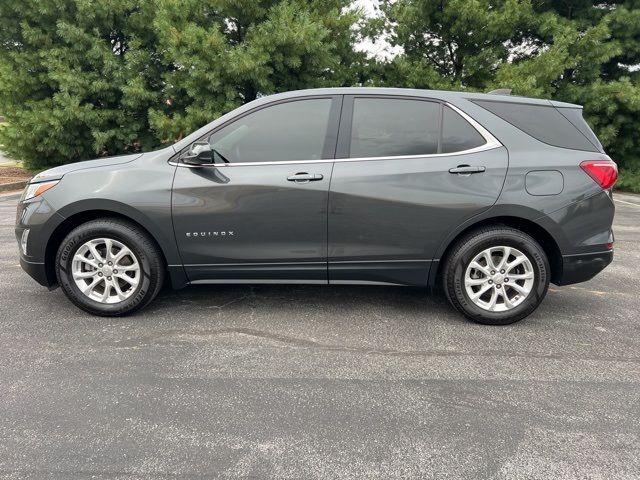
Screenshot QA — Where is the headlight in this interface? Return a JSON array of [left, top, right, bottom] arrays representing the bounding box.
[[21, 180, 59, 201]]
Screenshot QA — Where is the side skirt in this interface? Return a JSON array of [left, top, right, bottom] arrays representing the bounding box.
[[174, 260, 433, 287], [329, 259, 432, 286]]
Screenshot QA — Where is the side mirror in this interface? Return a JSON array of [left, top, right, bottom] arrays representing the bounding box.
[[183, 141, 213, 166]]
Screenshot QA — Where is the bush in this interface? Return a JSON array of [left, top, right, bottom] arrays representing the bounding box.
[[616, 169, 640, 194]]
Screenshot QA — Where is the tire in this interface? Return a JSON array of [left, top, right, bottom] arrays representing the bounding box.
[[55, 218, 165, 316], [442, 226, 550, 325]]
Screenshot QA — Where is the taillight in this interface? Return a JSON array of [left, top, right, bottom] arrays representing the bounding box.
[[580, 160, 618, 189]]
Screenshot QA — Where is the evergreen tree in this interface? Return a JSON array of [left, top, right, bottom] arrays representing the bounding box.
[[371, 0, 640, 170], [372, 0, 536, 90], [0, 0, 363, 169], [149, 0, 363, 142]]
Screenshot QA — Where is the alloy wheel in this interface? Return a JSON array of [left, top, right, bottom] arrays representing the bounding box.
[[71, 238, 141, 304], [464, 246, 535, 312]]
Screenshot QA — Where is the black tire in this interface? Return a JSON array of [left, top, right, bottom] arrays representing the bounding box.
[[55, 218, 165, 316], [442, 226, 550, 325]]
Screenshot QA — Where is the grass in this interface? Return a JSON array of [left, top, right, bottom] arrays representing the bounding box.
[[0, 160, 23, 168]]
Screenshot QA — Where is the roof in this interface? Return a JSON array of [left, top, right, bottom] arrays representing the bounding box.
[[259, 87, 582, 109]]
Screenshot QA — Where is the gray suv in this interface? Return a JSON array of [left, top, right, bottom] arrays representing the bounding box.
[[15, 88, 617, 324]]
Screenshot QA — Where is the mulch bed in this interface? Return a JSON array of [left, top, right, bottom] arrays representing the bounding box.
[[0, 166, 30, 180]]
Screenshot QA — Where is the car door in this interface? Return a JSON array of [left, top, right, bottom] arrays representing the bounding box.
[[171, 95, 341, 283], [328, 95, 508, 285]]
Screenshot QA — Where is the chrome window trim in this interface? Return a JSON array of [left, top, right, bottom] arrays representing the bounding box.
[[171, 101, 502, 168]]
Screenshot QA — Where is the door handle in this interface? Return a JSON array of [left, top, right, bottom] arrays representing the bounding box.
[[448, 165, 486, 174], [287, 172, 324, 182]]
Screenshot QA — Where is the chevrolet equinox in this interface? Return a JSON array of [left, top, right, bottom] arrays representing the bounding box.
[[15, 88, 617, 324]]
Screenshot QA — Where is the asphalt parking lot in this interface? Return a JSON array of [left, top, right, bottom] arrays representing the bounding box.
[[0, 192, 639, 479]]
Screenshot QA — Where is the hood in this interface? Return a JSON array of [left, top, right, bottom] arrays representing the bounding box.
[[30, 153, 144, 183]]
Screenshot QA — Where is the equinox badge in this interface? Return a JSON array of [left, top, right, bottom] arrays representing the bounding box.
[[186, 231, 235, 237]]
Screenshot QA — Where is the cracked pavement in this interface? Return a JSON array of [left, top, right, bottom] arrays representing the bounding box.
[[0, 192, 639, 479]]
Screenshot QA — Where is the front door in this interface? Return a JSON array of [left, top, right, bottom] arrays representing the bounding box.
[[328, 96, 508, 285], [172, 96, 341, 283]]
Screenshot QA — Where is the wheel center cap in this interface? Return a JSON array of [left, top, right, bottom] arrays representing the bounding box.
[[101, 266, 113, 276], [493, 273, 505, 284]]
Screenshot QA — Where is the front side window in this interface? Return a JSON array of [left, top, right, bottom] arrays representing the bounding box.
[[349, 98, 441, 158], [206, 98, 333, 163]]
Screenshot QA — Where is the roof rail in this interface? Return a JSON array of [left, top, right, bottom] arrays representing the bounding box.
[[488, 88, 512, 95]]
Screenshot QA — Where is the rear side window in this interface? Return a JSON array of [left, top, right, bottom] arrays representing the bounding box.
[[441, 105, 486, 153], [350, 98, 441, 157], [473, 100, 600, 152], [557, 107, 603, 152]]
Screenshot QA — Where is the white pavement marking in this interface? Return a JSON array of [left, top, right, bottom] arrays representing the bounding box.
[[614, 198, 640, 208]]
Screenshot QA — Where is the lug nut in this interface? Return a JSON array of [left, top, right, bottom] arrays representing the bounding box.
[[496, 284, 502, 289], [491, 270, 495, 275], [504, 278, 509, 283], [98, 272, 103, 277], [108, 262, 113, 266], [107, 276, 112, 280], [488, 280, 493, 284], [98, 263, 103, 267], [500, 269, 505, 274], [113, 269, 118, 274]]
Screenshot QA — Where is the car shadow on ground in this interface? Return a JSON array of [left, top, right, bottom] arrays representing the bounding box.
[[149, 283, 458, 319]]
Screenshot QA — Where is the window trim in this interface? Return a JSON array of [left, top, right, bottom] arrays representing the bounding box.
[[171, 95, 501, 168], [170, 95, 342, 166], [336, 95, 500, 160], [337, 95, 443, 158]]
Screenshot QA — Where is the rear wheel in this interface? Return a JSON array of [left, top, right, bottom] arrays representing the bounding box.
[[55, 219, 164, 316], [443, 226, 550, 325]]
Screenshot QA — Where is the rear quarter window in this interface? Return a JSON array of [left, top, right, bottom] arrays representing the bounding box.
[[441, 105, 487, 153], [473, 100, 601, 152]]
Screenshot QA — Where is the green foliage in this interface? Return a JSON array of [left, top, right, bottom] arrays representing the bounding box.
[[616, 168, 640, 193], [370, 0, 640, 171], [376, 0, 536, 89], [0, 0, 363, 169], [148, 0, 363, 141], [1, 0, 639, 172]]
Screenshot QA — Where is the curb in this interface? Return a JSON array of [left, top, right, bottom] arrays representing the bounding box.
[[0, 192, 21, 201], [0, 180, 27, 193], [0, 189, 22, 200]]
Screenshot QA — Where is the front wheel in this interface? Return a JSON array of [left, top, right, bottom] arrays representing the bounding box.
[[55, 219, 165, 316], [443, 226, 550, 325]]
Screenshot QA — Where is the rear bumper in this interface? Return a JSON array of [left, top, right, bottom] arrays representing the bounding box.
[[555, 250, 613, 286]]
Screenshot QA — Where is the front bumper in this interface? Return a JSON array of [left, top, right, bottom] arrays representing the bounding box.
[[556, 250, 613, 286], [19, 257, 51, 287], [15, 194, 65, 289]]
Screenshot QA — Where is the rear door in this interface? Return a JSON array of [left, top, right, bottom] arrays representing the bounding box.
[[171, 95, 341, 283], [328, 95, 508, 285]]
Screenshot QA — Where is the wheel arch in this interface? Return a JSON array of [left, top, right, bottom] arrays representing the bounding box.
[[43, 202, 186, 288], [430, 215, 563, 287]]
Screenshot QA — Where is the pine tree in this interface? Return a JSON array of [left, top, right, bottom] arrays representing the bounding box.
[[370, 0, 640, 170], [0, 0, 363, 169], [372, 0, 536, 90]]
